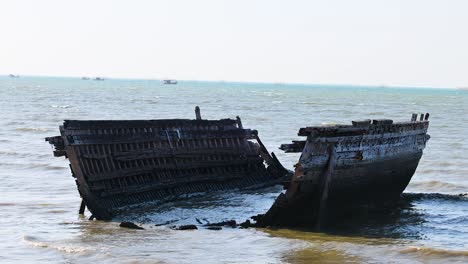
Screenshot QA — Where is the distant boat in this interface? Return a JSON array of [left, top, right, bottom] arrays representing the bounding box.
[[81, 77, 90, 80], [8, 74, 19, 78], [163, 79, 177, 85], [94, 77, 105, 81]]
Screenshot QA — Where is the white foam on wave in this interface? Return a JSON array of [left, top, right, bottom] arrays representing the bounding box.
[[320, 122, 337, 126], [50, 105, 71, 108], [23, 235, 93, 255], [400, 246, 468, 258], [15, 127, 50, 132]]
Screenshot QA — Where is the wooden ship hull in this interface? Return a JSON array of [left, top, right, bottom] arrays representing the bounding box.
[[46, 107, 289, 220], [257, 113, 431, 228]]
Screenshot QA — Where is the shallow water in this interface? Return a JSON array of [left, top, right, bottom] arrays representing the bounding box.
[[0, 76, 467, 263]]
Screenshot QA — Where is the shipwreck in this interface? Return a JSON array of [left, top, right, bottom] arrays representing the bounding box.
[[46, 107, 289, 220], [46, 109, 431, 226], [256, 113, 431, 228]]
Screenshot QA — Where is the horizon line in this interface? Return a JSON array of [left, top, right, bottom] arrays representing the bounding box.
[[0, 73, 457, 90]]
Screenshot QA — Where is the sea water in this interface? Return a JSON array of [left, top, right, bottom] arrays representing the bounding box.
[[0, 76, 467, 263]]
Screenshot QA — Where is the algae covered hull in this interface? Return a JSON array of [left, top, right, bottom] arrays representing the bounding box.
[[46, 107, 288, 220], [258, 114, 431, 227]]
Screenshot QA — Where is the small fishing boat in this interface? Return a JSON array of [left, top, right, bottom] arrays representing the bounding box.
[[8, 74, 19, 78], [94, 77, 105, 81], [163, 79, 177, 85], [257, 113, 431, 227], [46, 107, 289, 220]]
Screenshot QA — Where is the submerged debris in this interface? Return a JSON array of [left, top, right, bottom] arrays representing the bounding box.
[[206, 226, 222, 231], [119, 222, 144, 230], [154, 219, 178, 226], [239, 220, 252, 229], [173, 224, 198, 230], [205, 220, 237, 228]]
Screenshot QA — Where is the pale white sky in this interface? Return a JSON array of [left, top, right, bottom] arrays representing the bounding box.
[[0, 0, 467, 87]]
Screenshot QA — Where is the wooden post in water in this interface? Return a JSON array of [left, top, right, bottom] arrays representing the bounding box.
[[195, 106, 202, 120], [315, 144, 336, 230], [236, 116, 243, 129], [79, 199, 86, 214]]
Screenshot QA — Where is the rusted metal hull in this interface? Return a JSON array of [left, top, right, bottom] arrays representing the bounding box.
[[46, 108, 289, 220], [258, 114, 430, 228]]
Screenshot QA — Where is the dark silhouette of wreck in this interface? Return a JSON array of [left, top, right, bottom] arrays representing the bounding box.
[[46, 109, 430, 227], [46, 107, 289, 220], [256, 113, 430, 228]]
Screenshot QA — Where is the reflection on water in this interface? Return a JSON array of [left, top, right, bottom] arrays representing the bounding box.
[[267, 193, 468, 263], [73, 189, 468, 263]]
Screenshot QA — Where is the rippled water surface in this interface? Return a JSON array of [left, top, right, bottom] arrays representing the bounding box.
[[0, 76, 467, 263]]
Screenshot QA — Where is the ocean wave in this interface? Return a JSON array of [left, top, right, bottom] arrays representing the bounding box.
[[320, 122, 337, 126], [23, 235, 93, 255], [408, 181, 467, 192], [403, 192, 468, 201], [0, 151, 30, 158], [15, 127, 50, 132], [0, 202, 16, 206], [130, 99, 158, 103], [0, 151, 51, 159], [0, 161, 67, 171], [400, 246, 468, 258], [442, 215, 468, 224], [50, 105, 71, 108], [28, 163, 68, 171], [47, 209, 68, 214], [417, 168, 468, 175], [4, 121, 26, 126]]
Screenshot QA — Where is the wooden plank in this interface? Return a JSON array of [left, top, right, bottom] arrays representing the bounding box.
[[98, 171, 261, 197], [298, 121, 429, 137], [108, 147, 259, 161], [66, 129, 255, 145], [86, 157, 264, 182], [279, 141, 306, 153], [63, 119, 238, 130]]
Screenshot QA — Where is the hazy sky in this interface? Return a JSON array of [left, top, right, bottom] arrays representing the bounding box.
[[1, 0, 467, 87]]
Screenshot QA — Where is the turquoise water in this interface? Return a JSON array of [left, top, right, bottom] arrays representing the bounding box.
[[0, 76, 467, 263]]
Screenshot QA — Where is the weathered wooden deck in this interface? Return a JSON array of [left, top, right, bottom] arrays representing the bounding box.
[[257, 113, 430, 228], [46, 107, 289, 220]]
